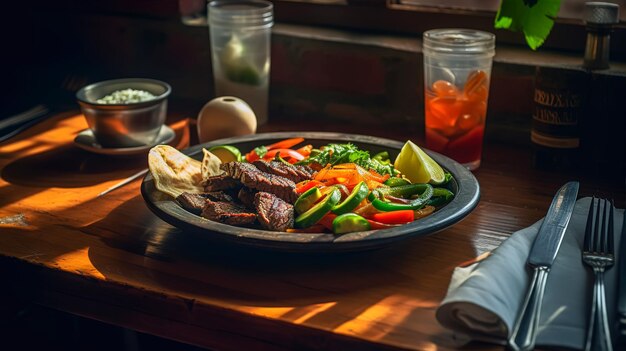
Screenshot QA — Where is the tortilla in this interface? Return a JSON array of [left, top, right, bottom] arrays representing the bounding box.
[[148, 145, 204, 198], [201, 148, 225, 182]]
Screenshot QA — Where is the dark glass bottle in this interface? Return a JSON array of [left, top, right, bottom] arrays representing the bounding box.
[[531, 67, 587, 170], [531, 2, 619, 171]]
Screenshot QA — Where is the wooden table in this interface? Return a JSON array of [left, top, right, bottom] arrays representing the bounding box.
[[0, 112, 623, 350]]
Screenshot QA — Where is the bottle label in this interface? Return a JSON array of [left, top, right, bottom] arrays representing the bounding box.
[[532, 88, 582, 148], [531, 130, 580, 148]]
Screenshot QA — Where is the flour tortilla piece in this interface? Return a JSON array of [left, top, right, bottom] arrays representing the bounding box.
[[148, 145, 204, 198], [201, 148, 225, 182]]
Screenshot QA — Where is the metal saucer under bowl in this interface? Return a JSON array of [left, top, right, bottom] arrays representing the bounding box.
[[74, 125, 175, 156]]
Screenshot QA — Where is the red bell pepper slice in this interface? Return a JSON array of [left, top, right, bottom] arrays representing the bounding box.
[[245, 137, 305, 162], [370, 210, 415, 224], [245, 151, 261, 162], [265, 137, 305, 150], [295, 180, 323, 194], [263, 149, 305, 163], [295, 144, 313, 157], [318, 213, 337, 231]]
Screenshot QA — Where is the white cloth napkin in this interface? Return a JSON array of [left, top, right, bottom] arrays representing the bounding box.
[[436, 197, 625, 349]]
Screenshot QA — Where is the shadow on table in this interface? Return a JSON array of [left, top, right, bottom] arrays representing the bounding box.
[[0, 144, 146, 211], [81, 193, 478, 335], [2, 144, 145, 188], [1, 116, 190, 190]]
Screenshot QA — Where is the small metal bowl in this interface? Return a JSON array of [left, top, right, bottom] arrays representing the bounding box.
[[76, 78, 171, 148]]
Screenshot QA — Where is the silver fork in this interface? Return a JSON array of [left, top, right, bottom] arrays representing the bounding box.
[[582, 197, 615, 351]]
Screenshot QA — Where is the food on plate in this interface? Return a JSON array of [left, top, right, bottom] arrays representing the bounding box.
[[201, 200, 257, 226], [219, 162, 300, 203], [201, 148, 225, 180], [394, 140, 446, 184], [208, 145, 243, 163], [96, 89, 156, 104], [332, 213, 371, 234], [254, 192, 294, 231], [294, 187, 341, 229], [298, 142, 395, 175], [252, 159, 315, 183], [148, 145, 204, 198], [177, 192, 235, 215], [294, 187, 323, 214], [150, 138, 455, 234], [244, 137, 309, 163], [331, 181, 368, 215], [203, 173, 240, 192]]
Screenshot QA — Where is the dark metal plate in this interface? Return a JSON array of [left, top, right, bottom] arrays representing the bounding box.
[[140, 132, 480, 252]]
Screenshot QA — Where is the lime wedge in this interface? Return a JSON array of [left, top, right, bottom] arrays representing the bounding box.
[[394, 140, 446, 184], [208, 145, 242, 163]]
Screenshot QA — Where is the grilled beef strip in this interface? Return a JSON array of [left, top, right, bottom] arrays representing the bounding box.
[[204, 173, 241, 192], [176, 192, 236, 215], [176, 193, 207, 215], [251, 160, 315, 183], [237, 188, 257, 209], [201, 200, 257, 226], [221, 162, 298, 204], [203, 191, 235, 203], [254, 192, 294, 231]]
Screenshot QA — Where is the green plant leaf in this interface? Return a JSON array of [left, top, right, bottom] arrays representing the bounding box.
[[495, 0, 561, 50]]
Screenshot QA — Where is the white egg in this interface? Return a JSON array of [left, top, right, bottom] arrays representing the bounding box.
[[197, 96, 257, 143]]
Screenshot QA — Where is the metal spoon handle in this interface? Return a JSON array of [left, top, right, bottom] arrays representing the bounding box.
[[98, 169, 149, 197]]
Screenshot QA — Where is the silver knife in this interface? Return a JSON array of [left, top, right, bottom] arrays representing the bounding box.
[[618, 210, 626, 349], [508, 181, 580, 351]]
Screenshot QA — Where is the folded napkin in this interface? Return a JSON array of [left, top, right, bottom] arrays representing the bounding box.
[[437, 197, 625, 349]]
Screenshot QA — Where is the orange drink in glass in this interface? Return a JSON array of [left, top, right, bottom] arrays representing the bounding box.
[[423, 29, 495, 170]]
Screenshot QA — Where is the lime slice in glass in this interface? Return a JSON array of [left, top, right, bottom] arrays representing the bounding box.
[[220, 35, 261, 86], [394, 140, 446, 184], [225, 64, 261, 86]]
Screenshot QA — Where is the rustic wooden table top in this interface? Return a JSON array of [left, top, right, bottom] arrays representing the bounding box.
[[0, 112, 623, 351]]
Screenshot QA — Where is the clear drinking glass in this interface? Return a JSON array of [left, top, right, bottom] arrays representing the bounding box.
[[423, 29, 495, 170], [208, 0, 273, 125]]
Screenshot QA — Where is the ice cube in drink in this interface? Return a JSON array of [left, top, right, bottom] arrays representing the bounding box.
[[425, 70, 489, 170]]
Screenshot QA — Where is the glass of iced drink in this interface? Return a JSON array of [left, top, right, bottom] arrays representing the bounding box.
[[208, 0, 273, 125], [422, 29, 495, 170]]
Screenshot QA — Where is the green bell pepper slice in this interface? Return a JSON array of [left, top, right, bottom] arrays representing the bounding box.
[[383, 177, 411, 187], [294, 187, 341, 228], [371, 184, 434, 211], [426, 188, 454, 207], [332, 213, 371, 235], [273, 152, 292, 165], [369, 183, 432, 201], [332, 181, 369, 215], [372, 151, 390, 165], [294, 186, 323, 214]]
